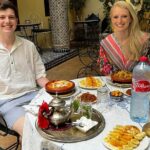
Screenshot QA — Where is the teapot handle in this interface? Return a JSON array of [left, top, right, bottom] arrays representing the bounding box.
[[48, 106, 54, 116], [42, 106, 54, 118]]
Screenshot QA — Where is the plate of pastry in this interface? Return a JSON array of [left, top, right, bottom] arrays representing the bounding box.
[[79, 76, 105, 90], [103, 125, 149, 150]]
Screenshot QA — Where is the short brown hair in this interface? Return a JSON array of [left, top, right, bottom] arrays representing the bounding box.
[[0, 0, 18, 18]]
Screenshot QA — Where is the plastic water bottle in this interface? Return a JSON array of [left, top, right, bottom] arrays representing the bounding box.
[[130, 56, 150, 123]]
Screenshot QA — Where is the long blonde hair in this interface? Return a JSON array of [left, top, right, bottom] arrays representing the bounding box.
[[110, 1, 145, 61]]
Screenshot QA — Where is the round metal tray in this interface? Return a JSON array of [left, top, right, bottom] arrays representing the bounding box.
[[35, 109, 105, 143]]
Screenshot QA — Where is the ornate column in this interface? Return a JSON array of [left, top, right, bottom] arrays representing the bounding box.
[[49, 0, 70, 52]]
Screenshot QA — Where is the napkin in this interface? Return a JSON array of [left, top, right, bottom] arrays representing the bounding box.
[[29, 88, 53, 106], [23, 88, 53, 115], [75, 116, 98, 133]]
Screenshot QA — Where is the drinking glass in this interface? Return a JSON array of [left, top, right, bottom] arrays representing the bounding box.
[[97, 87, 109, 103], [96, 87, 110, 113], [71, 99, 80, 114], [81, 102, 92, 119]]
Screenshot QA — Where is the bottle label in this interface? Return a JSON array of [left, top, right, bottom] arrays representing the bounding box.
[[133, 80, 150, 92]]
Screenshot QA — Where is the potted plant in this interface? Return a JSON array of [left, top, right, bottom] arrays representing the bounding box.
[[69, 0, 86, 20]]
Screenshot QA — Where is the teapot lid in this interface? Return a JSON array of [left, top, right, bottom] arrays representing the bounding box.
[[49, 95, 65, 107]]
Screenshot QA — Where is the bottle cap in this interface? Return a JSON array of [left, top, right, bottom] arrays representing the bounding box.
[[140, 56, 148, 62]]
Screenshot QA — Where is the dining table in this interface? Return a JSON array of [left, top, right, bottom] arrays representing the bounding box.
[[22, 76, 150, 150], [17, 23, 41, 40]]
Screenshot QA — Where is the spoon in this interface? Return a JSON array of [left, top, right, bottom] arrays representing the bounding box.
[[142, 122, 150, 137], [65, 122, 85, 127]]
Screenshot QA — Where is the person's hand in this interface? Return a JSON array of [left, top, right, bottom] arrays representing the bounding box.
[[36, 77, 49, 88]]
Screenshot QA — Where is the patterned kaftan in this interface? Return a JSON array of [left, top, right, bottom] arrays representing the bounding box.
[[98, 33, 150, 75]]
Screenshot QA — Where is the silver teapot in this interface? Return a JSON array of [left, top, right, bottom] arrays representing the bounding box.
[[48, 95, 72, 126]]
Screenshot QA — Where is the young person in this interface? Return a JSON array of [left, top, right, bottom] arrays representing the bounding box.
[[98, 1, 150, 75], [0, 0, 49, 138]]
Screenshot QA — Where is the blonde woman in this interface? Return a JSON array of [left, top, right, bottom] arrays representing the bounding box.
[[98, 0, 150, 75]]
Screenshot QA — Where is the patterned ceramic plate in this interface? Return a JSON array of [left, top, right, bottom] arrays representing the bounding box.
[[79, 77, 105, 90], [103, 136, 149, 150], [106, 78, 131, 88]]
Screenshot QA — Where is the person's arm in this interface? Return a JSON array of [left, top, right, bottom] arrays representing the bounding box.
[[30, 44, 49, 88], [36, 77, 49, 88], [97, 46, 113, 75]]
